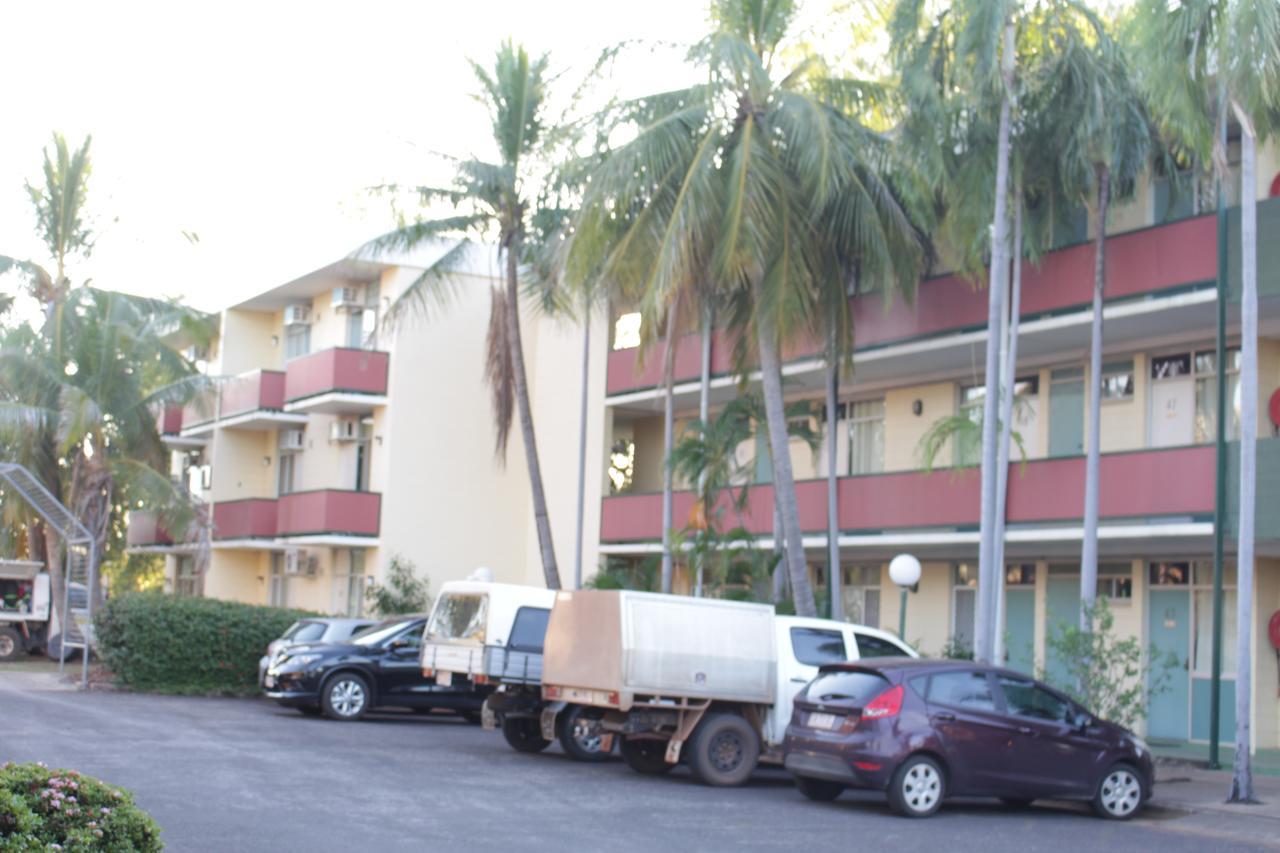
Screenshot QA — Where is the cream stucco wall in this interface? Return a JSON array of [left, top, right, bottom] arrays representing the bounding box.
[[207, 429, 274, 502], [220, 309, 281, 375], [885, 382, 957, 471], [883, 561, 953, 654]]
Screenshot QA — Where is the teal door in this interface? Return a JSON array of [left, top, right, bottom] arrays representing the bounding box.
[[1147, 589, 1190, 741], [1044, 577, 1080, 689], [1004, 589, 1036, 675], [1049, 370, 1084, 457]]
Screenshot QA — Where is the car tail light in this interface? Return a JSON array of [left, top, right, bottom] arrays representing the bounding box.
[[474, 674, 489, 685], [422, 668, 433, 678], [853, 761, 882, 772], [863, 685, 904, 719], [607, 691, 620, 706], [544, 685, 562, 699]]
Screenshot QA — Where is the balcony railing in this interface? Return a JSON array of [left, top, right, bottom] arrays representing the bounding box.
[[599, 445, 1216, 542], [218, 370, 286, 419], [126, 490, 381, 546], [284, 348, 389, 405], [277, 490, 381, 538], [605, 213, 1220, 396]]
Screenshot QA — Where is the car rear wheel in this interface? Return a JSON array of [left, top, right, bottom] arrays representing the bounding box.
[[557, 704, 613, 762], [688, 713, 760, 787], [888, 755, 945, 818], [620, 737, 674, 775], [0, 627, 22, 662], [1092, 764, 1143, 820], [795, 776, 845, 802], [321, 673, 371, 721], [501, 716, 551, 753]]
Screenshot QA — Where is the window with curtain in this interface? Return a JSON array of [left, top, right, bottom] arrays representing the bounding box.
[[1194, 348, 1242, 443], [285, 324, 310, 360], [847, 399, 885, 475], [841, 565, 881, 627]]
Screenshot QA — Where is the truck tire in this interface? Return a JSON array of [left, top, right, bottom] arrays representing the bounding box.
[[620, 738, 673, 775], [502, 717, 551, 753], [557, 704, 613, 762], [0, 626, 23, 662], [688, 712, 760, 787]]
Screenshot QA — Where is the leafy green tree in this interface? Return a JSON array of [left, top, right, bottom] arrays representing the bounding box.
[[0, 134, 211, 619], [363, 42, 565, 590], [1131, 0, 1280, 802], [567, 0, 925, 616], [366, 555, 432, 617]]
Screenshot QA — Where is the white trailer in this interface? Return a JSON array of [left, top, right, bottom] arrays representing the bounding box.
[[0, 561, 53, 661], [541, 589, 916, 786]]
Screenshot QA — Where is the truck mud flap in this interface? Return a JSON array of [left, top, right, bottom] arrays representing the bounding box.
[[665, 700, 711, 764], [540, 701, 567, 741]]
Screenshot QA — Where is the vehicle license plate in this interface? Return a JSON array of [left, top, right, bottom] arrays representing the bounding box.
[[808, 712, 838, 730], [435, 671, 452, 686], [264, 675, 276, 689]]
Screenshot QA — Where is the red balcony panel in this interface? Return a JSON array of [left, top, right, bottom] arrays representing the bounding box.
[[599, 446, 1215, 542], [158, 405, 184, 435], [285, 348, 389, 402], [605, 215, 1218, 395], [212, 498, 278, 540], [126, 511, 173, 547], [219, 370, 286, 418], [277, 490, 381, 537]]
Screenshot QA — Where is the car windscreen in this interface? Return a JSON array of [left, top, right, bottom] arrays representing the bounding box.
[[352, 619, 417, 647], [507, 607, 550, 653], [426, 593, 488, 644], [804, 670, 890, 706], [289, 621, 327, 643]]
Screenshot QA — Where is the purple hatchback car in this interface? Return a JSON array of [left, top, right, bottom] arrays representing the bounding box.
[[783, 659, 1154, 820]]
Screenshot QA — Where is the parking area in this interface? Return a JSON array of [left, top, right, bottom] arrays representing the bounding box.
[[0, 676, 1275, 852]]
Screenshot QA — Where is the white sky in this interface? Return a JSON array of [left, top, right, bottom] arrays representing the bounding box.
[[0, 1, 720, 312]]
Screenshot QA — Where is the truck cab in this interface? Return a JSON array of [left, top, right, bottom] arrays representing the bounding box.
[[0, 562, 51, 661], [767, 616, 916, 747]]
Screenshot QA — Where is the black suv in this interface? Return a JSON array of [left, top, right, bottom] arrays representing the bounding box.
[[264, 615, 488, 721]]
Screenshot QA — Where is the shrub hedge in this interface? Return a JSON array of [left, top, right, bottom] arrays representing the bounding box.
[[94, 593, 314, 695], [0, 762, 162, 851]]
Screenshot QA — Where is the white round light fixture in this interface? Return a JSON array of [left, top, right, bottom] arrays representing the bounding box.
[[889, 553, 922, 589]]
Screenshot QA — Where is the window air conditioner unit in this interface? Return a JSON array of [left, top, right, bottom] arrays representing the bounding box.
[[283, 304, 311, 326], [284, 549, 317, 576], [278, 429, 305, 452], [331, 286, 363, 312], [330, 418, 359, 442]]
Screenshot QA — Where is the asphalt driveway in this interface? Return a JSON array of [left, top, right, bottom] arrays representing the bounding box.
[[0, 679, 1273, 852]]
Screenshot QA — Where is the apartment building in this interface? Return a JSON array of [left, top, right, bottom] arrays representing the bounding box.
[[128, 243, 608, 616], [598, 145, 1280, 751]]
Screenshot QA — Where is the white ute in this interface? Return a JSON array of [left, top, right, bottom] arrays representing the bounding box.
[[540, 589, 916, 786], [419, 579, 614, 760]]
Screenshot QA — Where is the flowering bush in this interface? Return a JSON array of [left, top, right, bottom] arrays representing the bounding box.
[[0, 762, 161, 851]]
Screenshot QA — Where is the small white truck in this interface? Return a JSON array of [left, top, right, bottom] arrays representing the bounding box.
[[0, 561, 53, 661], [419, 579, 612, 760], [540, 589, 917, 786]]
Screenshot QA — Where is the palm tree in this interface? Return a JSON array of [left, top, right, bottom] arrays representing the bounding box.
[[363, 42, 564, 589], [566, 0, 925, 616], [1132, 0, 1280, 804], [890, 0, 1020, 662], [1034, 8, 1152, 631]]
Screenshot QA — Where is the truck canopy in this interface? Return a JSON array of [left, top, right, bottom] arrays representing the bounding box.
[[421, 580, 556, 683], [542, 590, 777, 708]]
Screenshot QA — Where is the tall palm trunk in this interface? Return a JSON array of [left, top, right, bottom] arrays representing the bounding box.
[[825, 320, 842, 620], [756, 306, 816, 617], [694, 309, 712, 597], [976, 20, 1016, 663], [572, 305, 591, 590], [504, 241, 560, 589], [1080, 164, 1109, 629], [1229, 113, 1257, 803], [993, 192, 1024, 665], [659, 303, 679, 595]]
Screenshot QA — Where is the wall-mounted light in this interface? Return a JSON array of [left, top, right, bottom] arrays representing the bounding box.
[[263, 456, 272, 467], [271, 335, 279, 348], [912, 399, 924, 416]]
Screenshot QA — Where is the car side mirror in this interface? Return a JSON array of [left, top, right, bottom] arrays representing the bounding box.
[[388, 638, 412, 653], [1071, 710, 1092, 732]]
